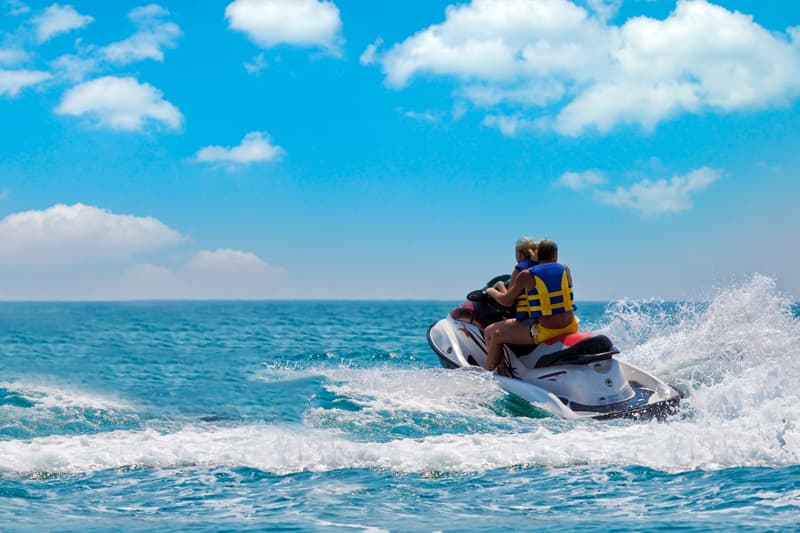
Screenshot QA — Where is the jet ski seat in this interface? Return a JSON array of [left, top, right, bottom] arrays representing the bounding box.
[[533, 335, 619, 368]]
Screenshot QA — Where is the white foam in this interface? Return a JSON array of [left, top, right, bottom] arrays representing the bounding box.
[[3, 276, 799, 477], [0, 414, 797, 476], [601, 276, 800, 422], [0, 379, 134, 411], [251, 361, 316, 384], [256, 363, 512, 431], [316, 366, 505, 416], [753, 489, 800, 508]]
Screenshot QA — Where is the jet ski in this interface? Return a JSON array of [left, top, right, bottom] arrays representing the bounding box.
[[426, 277, 682, 420]]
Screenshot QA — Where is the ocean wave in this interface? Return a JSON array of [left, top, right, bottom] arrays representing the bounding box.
[[0, 414, 797, 477], [1, 276, 798, 478], [0, 379, 134, 411], [0, 379, 141, 439]]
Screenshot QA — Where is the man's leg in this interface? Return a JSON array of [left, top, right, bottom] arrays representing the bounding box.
[[484, 319, 535, 371]]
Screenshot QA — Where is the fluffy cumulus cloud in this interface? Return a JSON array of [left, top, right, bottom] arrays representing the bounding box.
[[55, 76, 183, 131], [0, 203, 183, 265], [594, 167, 722, 215], [0, 69, 51, 96], [378, 0, 607, 88], [101, 4, 182, 64], [118, 249, 287, 300], [0, 204, 286, 300], [586, 0, 621, 21], [373, 0, 800, 136], [195, 131, 284, 166], [32, 3, 93, 43], [225, 0, 343, 53], [43, 5, 181, 83]]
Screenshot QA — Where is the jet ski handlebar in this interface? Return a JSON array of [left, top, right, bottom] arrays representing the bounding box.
[[466, 289, 487, 302], [467, 274, 513, 302]]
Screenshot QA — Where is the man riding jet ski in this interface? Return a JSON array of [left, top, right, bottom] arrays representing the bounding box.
[[426, 258, 682, 420], [483, 239, 579, 376]]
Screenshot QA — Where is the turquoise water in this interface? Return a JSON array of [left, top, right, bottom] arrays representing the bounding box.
[[1, 275, 799, 531]]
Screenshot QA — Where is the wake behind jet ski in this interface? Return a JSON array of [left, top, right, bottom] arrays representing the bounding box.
[[426, 279, 682, 420]]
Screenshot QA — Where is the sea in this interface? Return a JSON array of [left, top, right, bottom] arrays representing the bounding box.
[[0, 274, 798, 532]]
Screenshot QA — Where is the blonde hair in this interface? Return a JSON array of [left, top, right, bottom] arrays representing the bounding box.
[[515, 237, 538, 261]]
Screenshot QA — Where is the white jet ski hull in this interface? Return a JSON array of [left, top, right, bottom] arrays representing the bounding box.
[[427, 317, 681, 420]]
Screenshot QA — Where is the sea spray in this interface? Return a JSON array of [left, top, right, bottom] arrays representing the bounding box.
[[1, 286, 799, 532]]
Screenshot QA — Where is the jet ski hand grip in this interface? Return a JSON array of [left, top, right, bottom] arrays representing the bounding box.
[[467, 289, 487, 302]]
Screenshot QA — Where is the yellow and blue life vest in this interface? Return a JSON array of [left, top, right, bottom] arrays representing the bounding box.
[[515, 262, 574, 321]]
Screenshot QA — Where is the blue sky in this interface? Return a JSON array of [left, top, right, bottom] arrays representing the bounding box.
[[1, 0, 799, 300]]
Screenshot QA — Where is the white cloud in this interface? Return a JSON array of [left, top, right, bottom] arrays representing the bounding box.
[[594, 167, 721, 215], [225, 0, 343, 53], [0, 48, 28, 66], [33, 4, 93, 43], [49, 53, 99, 82], [462, 80, 565, 108], [556, 170, 606, 191], [586, 0, 621, 21], [118, 249, 287, 300], [0, 203, 183, 265], [43, 6, 180, 83], [481, 114, 537, 136], [101, 4, 182, 64], [0, 69, 51, 96], [555, 1, 800, 135], [55, 76, 183, 132], [790, 25, 800, 45], [185, 248, 283, 284], [380, 0, 606, 88], [359, 38, 382, 66], [195, 131, 284, 166], [244, 52, 267, 75], [375, 0, 800, 136], [0, 204, 287, 300], [129, 3, 168, 20]]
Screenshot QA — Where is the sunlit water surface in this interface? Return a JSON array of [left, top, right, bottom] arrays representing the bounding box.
[[1, 275, 799, 531]]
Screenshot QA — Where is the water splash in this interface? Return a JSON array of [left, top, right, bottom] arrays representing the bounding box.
[[0, 414, 797, 477], [1, 277, 798, 478], [0, 379, 134, 411], [601, 275, 800, 416]]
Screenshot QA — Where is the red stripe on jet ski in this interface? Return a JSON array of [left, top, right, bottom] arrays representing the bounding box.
[[538, 371, 566, 380]]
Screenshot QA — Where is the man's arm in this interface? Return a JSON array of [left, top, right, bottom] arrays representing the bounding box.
[[486, 270, 531, 307], [492, 269, 521, 294]]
